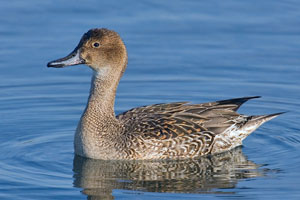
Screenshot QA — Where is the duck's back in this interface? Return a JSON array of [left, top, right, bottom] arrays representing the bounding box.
[[116, 96, 279, 159]]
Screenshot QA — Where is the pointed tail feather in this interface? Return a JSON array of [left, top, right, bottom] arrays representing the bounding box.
[[242, 112, 285, 136], [250, 112, 285, 124]]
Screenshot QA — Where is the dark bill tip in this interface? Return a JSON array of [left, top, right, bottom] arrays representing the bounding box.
[[47, 61, 65, 68]]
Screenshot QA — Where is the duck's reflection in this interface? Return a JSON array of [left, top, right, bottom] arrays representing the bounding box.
[[73, 147, 263, 199]]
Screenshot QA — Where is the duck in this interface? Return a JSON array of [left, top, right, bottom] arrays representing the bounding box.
[[47, 28, 282, 160]]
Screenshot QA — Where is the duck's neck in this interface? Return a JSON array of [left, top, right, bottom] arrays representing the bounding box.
[[75, 66, 125, 158], [85, 68, 120, 119]]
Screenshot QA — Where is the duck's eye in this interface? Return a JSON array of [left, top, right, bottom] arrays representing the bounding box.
[[93, 42, 100, 48]]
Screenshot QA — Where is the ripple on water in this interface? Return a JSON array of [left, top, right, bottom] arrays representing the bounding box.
[[1, 1, 300, 198]]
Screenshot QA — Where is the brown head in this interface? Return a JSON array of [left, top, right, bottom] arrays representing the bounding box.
[[47, 28, 128, 75]]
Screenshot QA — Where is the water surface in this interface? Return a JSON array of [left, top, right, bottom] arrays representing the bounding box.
[[0, 0, 300, 199]]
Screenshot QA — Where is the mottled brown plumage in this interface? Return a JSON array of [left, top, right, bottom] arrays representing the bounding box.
[[116, 97, 282, 159], [47, 28, 282, 160]]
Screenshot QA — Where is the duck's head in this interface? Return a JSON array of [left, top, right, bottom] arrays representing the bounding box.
[[47, 28, 127, 74]]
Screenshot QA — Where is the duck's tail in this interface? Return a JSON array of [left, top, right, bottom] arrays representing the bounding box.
[[235, 112, 285, 143], [211, 112, 285, 155], [245, 112, 285, 131]]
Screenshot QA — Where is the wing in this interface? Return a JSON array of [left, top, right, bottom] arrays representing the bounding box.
[[116, 96, 259, 158]]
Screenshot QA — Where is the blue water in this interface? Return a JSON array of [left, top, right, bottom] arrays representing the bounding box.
[[0, 0, 300, 199]]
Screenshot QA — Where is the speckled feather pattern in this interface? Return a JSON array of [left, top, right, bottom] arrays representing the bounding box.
[[116, 98, 280, 159]]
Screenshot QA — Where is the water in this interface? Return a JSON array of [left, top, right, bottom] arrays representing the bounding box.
[[0, 0, 300, 199]]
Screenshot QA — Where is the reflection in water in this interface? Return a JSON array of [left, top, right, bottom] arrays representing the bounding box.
[[73, 147, 264, 199]]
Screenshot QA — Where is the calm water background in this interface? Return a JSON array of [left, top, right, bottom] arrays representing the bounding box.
[[0, 0, 300, 199]]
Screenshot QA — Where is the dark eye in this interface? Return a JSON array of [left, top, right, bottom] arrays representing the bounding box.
[[93, 42, 100, 48]]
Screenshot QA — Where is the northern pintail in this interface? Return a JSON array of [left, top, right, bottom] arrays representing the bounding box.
[[47, 28, 282, 160]]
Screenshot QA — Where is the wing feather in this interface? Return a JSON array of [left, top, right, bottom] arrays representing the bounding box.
[[117, 97, 257, 140]]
